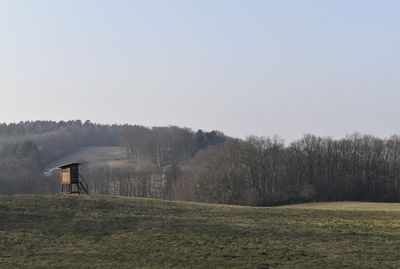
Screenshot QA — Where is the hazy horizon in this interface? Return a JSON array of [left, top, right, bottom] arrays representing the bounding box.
[[1, 0, 399, 141]]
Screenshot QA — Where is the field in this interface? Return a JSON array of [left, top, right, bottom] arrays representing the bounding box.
[[44, 147, 128, 175], [1, 196, 400, 269]]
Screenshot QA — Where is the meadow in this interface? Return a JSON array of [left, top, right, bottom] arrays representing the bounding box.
[[1, 195, 400, 268]]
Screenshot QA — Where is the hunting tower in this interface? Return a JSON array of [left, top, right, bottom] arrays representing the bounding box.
[[59, 163, 89, 194]]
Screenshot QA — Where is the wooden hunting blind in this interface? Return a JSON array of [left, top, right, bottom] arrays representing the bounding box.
[[59, 163, 89, 194]]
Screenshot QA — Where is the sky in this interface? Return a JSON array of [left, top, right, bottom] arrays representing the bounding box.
[[0, 0, 399, 141]]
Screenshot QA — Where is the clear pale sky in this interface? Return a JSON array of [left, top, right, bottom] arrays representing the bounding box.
[[0, 0, 399, 141]]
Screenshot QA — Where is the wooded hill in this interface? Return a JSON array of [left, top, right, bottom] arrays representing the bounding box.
[[0, 121, 225, 195], [1, 120, 400, 205]]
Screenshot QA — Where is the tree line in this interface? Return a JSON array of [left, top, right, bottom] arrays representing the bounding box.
[[88, 133, 400, 206], [176, 134, 400, 205], [2, 121, 400, 206]]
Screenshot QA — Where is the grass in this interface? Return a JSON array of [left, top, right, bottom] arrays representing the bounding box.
[[280, 201, 400, 212], [1, 195, 400, 268]]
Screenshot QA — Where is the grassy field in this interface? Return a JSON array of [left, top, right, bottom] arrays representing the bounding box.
[[1, 196, 400, 269], [44, 146, 127, 174]]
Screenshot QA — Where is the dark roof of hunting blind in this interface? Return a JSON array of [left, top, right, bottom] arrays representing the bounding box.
[[58, 162, 83, 169]]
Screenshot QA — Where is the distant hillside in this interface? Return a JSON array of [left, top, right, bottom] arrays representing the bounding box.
[[4, 120, 400, 207], [0, 120, 227, 195], [0, 120, 226, 167], [1, 195, 400, 268]]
